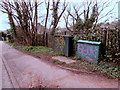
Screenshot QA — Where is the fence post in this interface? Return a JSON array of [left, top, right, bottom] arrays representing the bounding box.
[[103, 29, 107, 55]]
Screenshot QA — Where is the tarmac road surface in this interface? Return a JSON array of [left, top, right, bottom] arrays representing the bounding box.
[[0, 41, 13, 88], [2, 61, 14, 88]]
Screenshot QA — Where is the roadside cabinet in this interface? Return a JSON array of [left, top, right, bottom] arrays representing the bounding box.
[[53, 35, 64, 53], [53, 35, 74, 57], [63, 36, 74, 57], [77, 40, 102, 63]]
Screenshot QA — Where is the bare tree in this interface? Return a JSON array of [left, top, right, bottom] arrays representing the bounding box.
[[50, 0, 68, 35], [42, 0, 50, 46], [64, 0, 116, 34], [63, 0, 116, 53], [0, 0, 43, 45], [0, 1, 17, 37]]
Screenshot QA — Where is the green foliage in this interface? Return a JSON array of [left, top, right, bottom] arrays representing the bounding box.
[[66, 60, 119, 78], [7, 29, 13, 35], [6, 42, 65, 56], [1, 32, 7, 37], [5, 41, 16, 47], [95, 61, 119, 78], [52, 52, 64, 56], [103, 53, 120, 64], [18, 46, 51, 53], [5, 42, 51, 53], [52, 57, 119, 79], [74, 4, 98, 31], [74, 17, 84, 31]]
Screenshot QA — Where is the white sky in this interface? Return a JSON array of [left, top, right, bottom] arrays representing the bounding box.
[[0, 0, 119, 31]]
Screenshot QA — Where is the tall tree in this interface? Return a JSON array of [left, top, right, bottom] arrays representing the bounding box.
[[0, 0, 42, 45], [0, 1, 17, 37], [43, 0, 50, 46], [50, 0, 68, 35], [64, 0, 115, 36]]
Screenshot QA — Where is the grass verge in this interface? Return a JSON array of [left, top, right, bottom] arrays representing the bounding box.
[[5, 41, 64, 56]]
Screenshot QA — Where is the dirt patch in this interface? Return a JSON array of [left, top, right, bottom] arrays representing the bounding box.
[[65, 61, 95, 71], [14, 48, 118, 80], [22, 51, 97, 74], [32, 53, 53, 62], [23, 51, 53, 63]]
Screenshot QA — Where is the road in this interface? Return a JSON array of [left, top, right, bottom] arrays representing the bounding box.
[[2, 61, 14, 88], [0, 41, 13, 88], [0, 41, 119, 88], [0, 41, 19, 89]]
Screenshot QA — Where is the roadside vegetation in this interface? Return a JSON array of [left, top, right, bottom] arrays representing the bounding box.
[[52, 58, 119, 79], [6, 41, 119, 79], [5, 41, 64, 56]]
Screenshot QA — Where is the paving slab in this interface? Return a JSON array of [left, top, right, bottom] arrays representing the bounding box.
[[52, 56, 76, 64]]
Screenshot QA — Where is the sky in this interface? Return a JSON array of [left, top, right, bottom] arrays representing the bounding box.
[[0, 0, 119, 31]]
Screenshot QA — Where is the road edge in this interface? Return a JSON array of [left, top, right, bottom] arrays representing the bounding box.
[[2, 56, 20, 89]]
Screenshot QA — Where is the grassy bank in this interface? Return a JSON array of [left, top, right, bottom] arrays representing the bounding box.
[[5, 41, 64, 56]]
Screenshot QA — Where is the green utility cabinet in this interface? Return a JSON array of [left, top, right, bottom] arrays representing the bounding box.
[[53, 35, 74, 57], [63, 36, 74, 57], [77, 40, 102, 63]]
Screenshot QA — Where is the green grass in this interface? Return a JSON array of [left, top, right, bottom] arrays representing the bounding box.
[[19, 46, 51, 53], [52, 52, 64, 56], [5, 41, 64, 56], [5, 41, 51, 53], [5, 41, 17, 47]]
